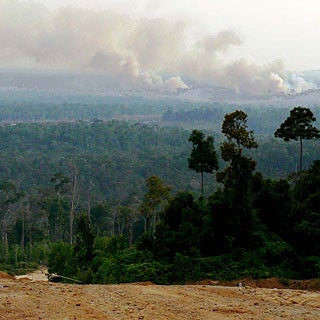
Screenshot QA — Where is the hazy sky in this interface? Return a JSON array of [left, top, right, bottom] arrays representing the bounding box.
[[27, 0, 320, 71], [1, 0, 319, 94]]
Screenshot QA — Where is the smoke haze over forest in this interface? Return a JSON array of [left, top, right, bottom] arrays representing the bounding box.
[[0, 0, 319, 96]]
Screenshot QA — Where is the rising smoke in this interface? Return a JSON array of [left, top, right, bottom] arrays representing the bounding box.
[[0, 0, 314, 95]]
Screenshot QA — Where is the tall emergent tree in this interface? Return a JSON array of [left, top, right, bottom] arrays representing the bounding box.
[[188, 129, 219, 196], [218, 110, 258, 188], [275, 106, 320, 174], [215, 110, 258, 248]]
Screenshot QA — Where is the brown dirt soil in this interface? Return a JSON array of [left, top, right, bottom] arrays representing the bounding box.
[[0, 271, 13, 280], [217, 277, 320, 291], [0, 272, 319, 320]]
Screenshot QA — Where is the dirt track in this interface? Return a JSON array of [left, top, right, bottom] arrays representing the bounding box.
[[0, 272, 320, 319]]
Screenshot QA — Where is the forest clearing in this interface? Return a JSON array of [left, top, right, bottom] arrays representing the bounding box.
[[1, 270, 320, 320]]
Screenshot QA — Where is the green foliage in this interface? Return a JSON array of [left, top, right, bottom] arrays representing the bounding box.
[[294, 160, 320, 199], [50, 172, 71, 195], [90, 204, 110, 236], [123, 261, 169, 283], [218, 110, 257, 188], [275, 106, 320, 172], [48, 242, 74, 277], [151, 192, 204, 259], [0, 121, 193, 203], [140, 176, 171, 235], [188, 130, 219, 173], [0, 240, 50, 274], [294, 191, 320, 256], [92, 236, 166, 284], [221, 110, 257, 151], [91, 236, 129, 282], [253, 176, 294, 238], [93, 235, 128, 259], [275, 106, 320, 142], [301, 256, 320, 278], [25, 241, 50, 265], [0, 180, 24, 206], [171, 253, 202, 283], [1, 104, 320, 284], [188, 129, 218, 195], [214, 110, 258, 249], [74, 213, 94, 271], [40, 195, 69, 242], [142, 176, 171, 212], [94, 256, 124, 284]]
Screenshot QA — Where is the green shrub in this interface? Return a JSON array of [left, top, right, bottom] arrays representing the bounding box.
[[123, 261, 169, 284], [48, 241, 75, 277]]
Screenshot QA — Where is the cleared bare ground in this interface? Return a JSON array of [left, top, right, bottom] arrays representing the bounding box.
[[0, 271, 319, 320]]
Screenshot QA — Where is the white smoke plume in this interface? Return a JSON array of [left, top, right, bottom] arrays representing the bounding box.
[[286, 73, 316, 93], [0, 0, 312, 95]]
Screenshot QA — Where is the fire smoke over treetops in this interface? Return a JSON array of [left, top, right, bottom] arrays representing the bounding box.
[[0, 0, 315, 95]]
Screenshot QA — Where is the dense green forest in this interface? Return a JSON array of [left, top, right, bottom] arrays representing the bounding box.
[[0, 120, 318, 195], [0, 99, 319, 284]]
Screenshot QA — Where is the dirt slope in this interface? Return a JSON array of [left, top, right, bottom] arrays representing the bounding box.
[[0, 273, 319, 320]]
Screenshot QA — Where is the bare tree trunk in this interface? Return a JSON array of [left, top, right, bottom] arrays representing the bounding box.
[[299, 137, 303, 174], [117, 213, 125, 235], [87, 180, 93, 219], [20, 210, 25, 251], [109, 207, 117, 236], [27, 211, 32, 262], [2, 209, 11, 261], [4, 228, 8, 261], [69, 164, 79, 245], [143, 216, 147, 234], [152, 209, 156, 236], [127, 204, 140, 246], [87, 186, 91, 219], [127, 210, 134, 247], [1, 214, 9, 260], [299, 137, 303, 201]]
